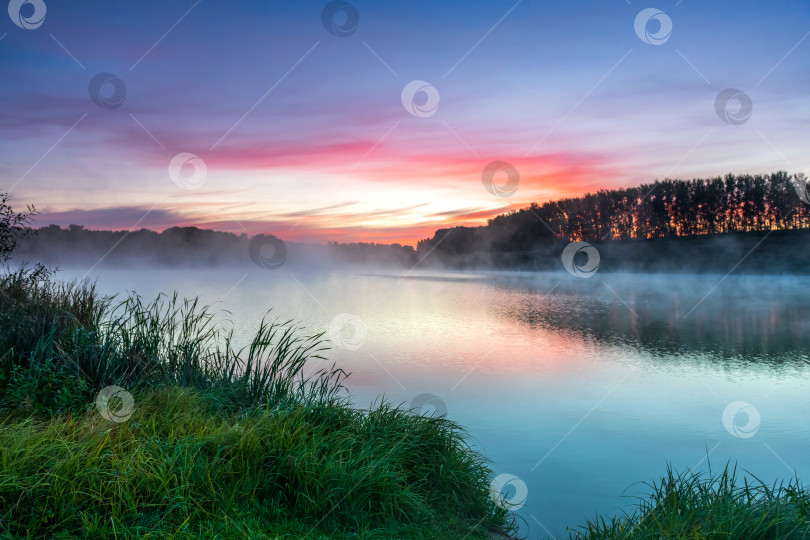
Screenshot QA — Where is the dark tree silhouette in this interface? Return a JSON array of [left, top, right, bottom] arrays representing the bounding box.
[[0, 194, 36, 262], [13, 224, 416, 268], [418, 172, 810, 256]]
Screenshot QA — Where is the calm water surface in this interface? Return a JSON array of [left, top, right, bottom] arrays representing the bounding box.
[[62, 267, 810, 539]]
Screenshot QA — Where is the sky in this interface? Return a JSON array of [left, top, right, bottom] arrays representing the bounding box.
[[1, 0, 809, 245]]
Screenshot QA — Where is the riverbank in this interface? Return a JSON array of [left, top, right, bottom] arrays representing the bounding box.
[[0, 267, 514, 538], [15, 225, 810, 276], [0, 386, 515, 538], [419, 229, 810, 274]]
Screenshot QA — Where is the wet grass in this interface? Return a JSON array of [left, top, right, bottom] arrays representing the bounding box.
[[0, 267, 514, 538], [574, 464, 810, 539], [0, 387, 510, 538]]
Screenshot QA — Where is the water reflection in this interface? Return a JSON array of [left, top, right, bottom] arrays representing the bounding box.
[[484, 272, 810, 362]]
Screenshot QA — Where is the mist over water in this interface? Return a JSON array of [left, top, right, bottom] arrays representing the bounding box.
[[56, 264, 810, 538]]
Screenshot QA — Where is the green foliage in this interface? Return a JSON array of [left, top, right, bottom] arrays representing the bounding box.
[[575, 463, 810, 539], [0, 387, 507, 538], [0, 355, 89, 415], [0, 388, 511, 538]]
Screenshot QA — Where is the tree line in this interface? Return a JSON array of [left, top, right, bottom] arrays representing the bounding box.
[[417, 171, 810, 255], [12, 224, 415, 268]]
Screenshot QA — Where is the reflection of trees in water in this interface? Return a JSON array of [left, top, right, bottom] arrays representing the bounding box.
[[490, 275, 810, 361]]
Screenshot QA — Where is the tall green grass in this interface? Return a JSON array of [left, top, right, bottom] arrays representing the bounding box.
[[0, 266, 346, 415], [575, 463, 810, 539], [0, 387, 511, 538], [0, 267, 515, 538]]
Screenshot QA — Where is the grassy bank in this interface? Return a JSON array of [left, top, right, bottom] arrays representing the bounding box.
[[0, 267, 514, 538], [0, 387, 508, 538], [577, 465, 810, 539]]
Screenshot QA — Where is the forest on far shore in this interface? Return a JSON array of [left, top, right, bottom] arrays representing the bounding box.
[[417, 171, 809, 256]]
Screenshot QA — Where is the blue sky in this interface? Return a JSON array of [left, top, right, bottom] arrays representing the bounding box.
[[1, 0, 808, 243]]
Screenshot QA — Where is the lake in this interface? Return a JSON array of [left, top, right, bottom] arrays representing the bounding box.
[[59, 266, 810, 539]]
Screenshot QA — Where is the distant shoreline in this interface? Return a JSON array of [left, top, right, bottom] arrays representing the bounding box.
[[14, 226, 810, 275], [418, 228, 810, 275]]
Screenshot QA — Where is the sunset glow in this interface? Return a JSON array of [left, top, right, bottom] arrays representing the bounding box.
[[3, 0, 809, 245]]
